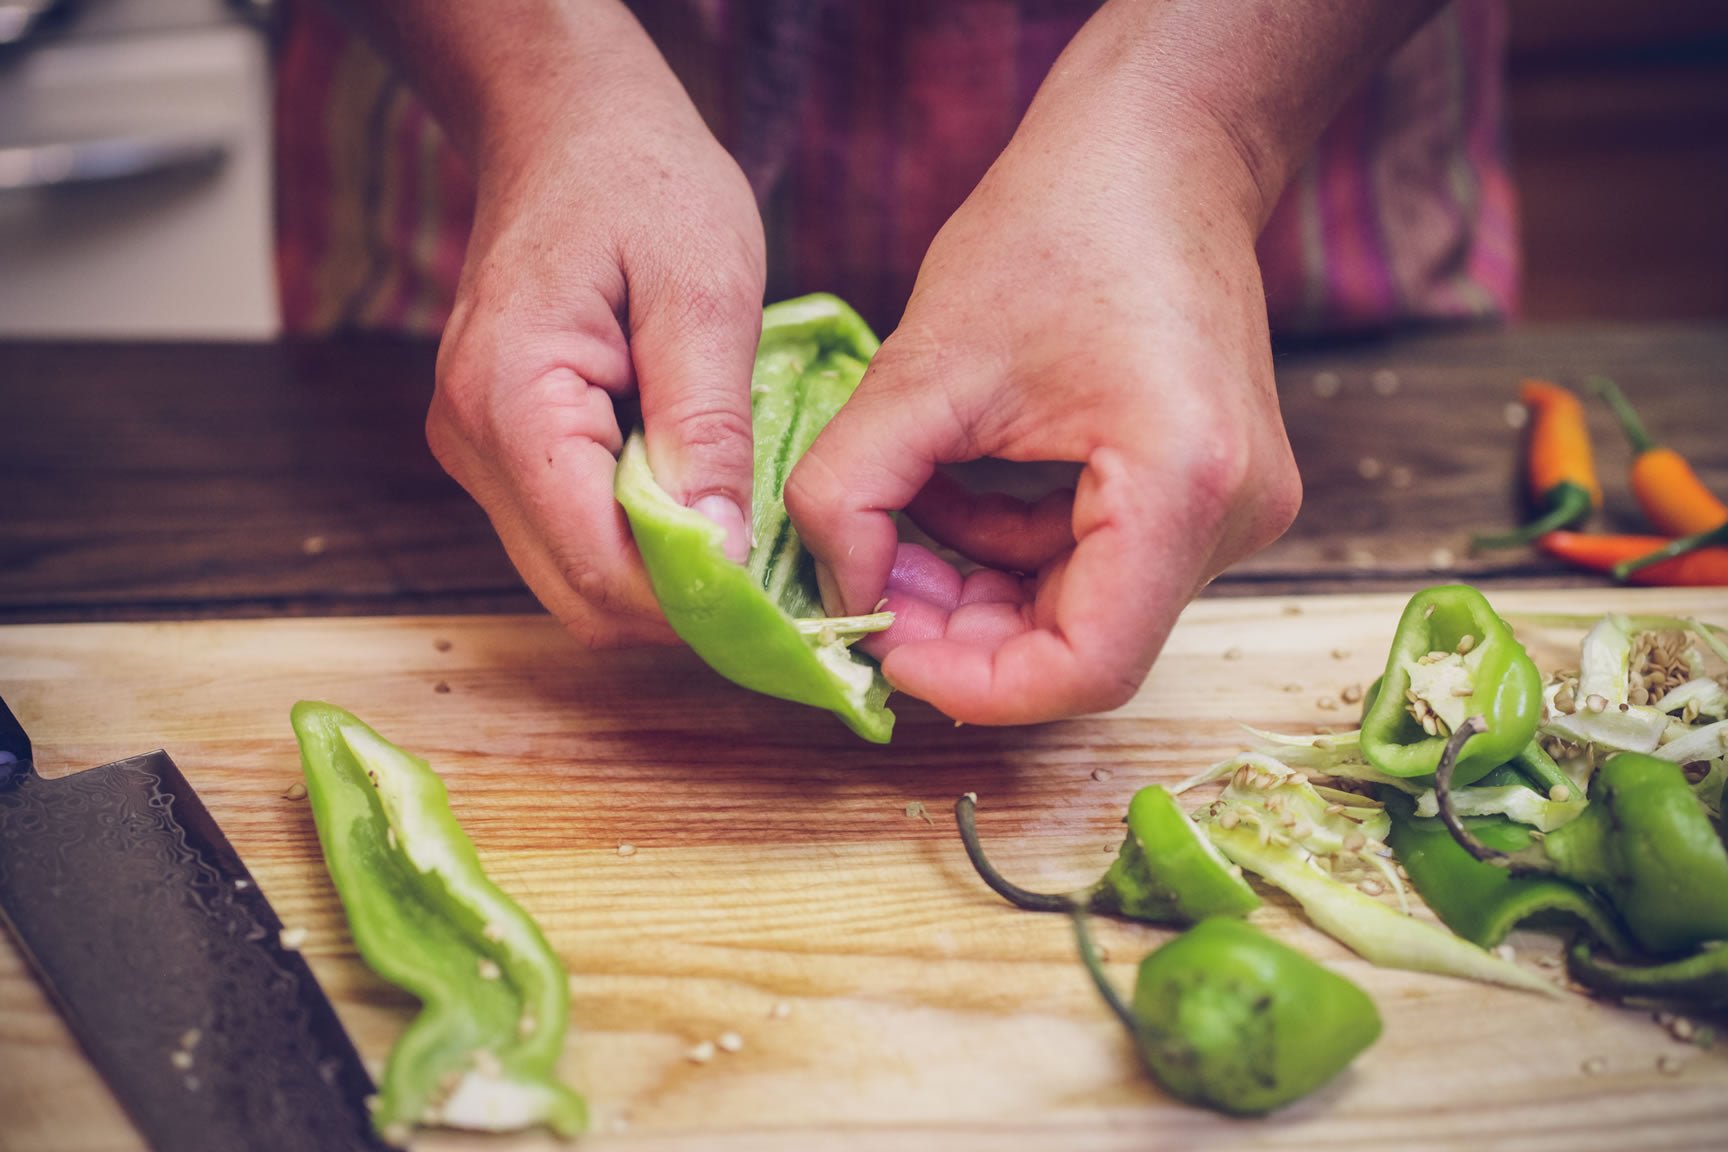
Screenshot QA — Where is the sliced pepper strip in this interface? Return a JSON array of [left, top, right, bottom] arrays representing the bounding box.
[[1384, 799, 1632, 956], [292, 702, 586, 1143], [1568, 936, 1728, 1006], [1359, 584, 1542, 787], [616, 294, 894, 741]]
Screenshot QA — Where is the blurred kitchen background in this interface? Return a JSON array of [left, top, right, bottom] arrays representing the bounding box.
[[0, 0, 1723, 339]]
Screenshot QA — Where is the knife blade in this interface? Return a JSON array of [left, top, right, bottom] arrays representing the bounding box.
[[0, 694, 389, 1152]]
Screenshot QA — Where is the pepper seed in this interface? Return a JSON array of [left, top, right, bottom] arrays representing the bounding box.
[[282, 781, 308, 801], [717, 1031, 744, 1053], [686, 1041, 716, 1064], [478, 958, 502, 981], [618, 842, 638, 857], [1549, 785, 1572, 803], [1581, 1056, 1608, 1076]]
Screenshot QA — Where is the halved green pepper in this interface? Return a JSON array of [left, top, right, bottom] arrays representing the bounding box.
[[955, 788, 1260, 923], [1360, 585, 1542, 787], [292, 702, 585, 1144], [615, 293, 894, 741]]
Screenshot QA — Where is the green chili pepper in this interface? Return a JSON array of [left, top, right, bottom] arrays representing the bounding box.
[[291, 702, 585, 1144], [1433, 718, 1728, 958], [615, 294, 894, 742], [955, 789, 1260, 923], [1384, 795, 1633, 956], [1360, 585, 1542, 787], [1072, 911, 1380, 1116]]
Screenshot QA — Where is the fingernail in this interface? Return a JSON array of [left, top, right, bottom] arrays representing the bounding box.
[[814, 560, 844, 616], [692, 495, 751, 564]]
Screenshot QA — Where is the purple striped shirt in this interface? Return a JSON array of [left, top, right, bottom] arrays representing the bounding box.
[[274, 0, 1517, 338]]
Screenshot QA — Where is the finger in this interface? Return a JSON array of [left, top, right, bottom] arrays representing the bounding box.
[[432, 368, 676, 647], [879, 448, 1186, 724], [904, 469, 1076, 573], [627, 254, 764, 565], [784, 342, 976, 616]]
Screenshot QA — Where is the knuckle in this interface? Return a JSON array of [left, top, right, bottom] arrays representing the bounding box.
[[661, 402, 753, 456]]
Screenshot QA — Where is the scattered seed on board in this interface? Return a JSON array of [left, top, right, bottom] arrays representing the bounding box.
[[478, 959, 502, 981], [1430, 547, 1456, 570], [302, 535, 327, 556], [1504, 401, 1529, 429], [1331, 647, 1351, 661], [282, 781, 308, 801], [1091, 767, 1114, 782], [717, 1031, 744, 1053], [770, 1002, 792, 1019], [1656, 1055, 1684, 1076], [1389, 466, 1413, 489], [1341, 684, 1364, 704], [279, 927, 307, 951], [1580, 1057, 1608, 1076], [170, 1050, 194, 1070], [434, 638, 453, 652], [1357, 457, 1384, 480], [1283, 603, 1303, 616], [1284, 683, 1304, 694], [1223, 646, 1244, 661], [904, 801, 932, 823], [1317, 696, 1339, 710], [617, 842, 637, 857], [180, 1029, 202, 1050], [1312, 371, 1342, 398], [686, 1041, 716, 1064]]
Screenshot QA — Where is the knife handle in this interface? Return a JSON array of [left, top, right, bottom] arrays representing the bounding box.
[[0, 693, 34, 784]]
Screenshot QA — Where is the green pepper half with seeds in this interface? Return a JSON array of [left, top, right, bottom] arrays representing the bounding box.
[[615, 293, 894, 741], [292, 702, 585, 1144]]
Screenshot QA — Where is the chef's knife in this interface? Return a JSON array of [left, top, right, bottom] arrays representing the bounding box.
[[0, 693, 388, 1152]]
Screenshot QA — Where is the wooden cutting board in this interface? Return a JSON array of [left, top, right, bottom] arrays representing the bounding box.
[[2, 588, 1725, 1151]]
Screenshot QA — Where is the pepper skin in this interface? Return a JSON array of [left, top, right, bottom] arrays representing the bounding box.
[[292, 702, 586, 1143], [1587, 375, 1728, 538], [616, 294, 894, 741], [1359, 585, 1543, 787], [1074, 913, 1380, 1116]]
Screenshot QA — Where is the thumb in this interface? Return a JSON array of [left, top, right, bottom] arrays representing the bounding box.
[[628, 270, 764, 565]]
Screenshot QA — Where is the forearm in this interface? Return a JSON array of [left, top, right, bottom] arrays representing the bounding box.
[[339, 0, 685, 173], [1035, 0, 1447, 229]]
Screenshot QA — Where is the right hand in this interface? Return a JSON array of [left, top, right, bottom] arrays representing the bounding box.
[[424, 28, 765, 648]]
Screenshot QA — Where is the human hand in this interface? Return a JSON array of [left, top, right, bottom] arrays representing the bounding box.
[[784, 27, 1303, 725], [422, 6, 765, 648]]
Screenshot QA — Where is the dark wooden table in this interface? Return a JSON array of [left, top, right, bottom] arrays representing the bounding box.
[[2, 324, 1725, 624]]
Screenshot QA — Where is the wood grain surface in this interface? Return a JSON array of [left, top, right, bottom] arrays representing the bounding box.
[[2, 325, 1725, 623], [3, 588, 1726, 1151]]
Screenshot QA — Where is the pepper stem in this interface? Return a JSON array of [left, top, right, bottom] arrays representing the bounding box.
[[1609, 523, 1728, 581], [954, 793, 1084, 914], [1586, 375, 1657, 455], [1432, 715, 1519, 868], [1471, 484, 1595, 550], [1070, 906, 1140, 1035]]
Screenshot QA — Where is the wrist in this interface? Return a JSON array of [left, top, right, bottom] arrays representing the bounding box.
[[1034, 0, 1444, 229]]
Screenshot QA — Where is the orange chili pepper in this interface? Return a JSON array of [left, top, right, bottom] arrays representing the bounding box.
[[1587, 376, 1728, 536], [1473, 379, 1601, 549], [1538, 531, 1728, 587]]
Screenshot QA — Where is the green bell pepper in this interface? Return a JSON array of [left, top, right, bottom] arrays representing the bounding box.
[[292, 702, 585, 1144], [955, 788, 1260, 923], [615, 293, 894, 742], [1360, 584, 1542, 787], [1072, 912, 1381, 1116]]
